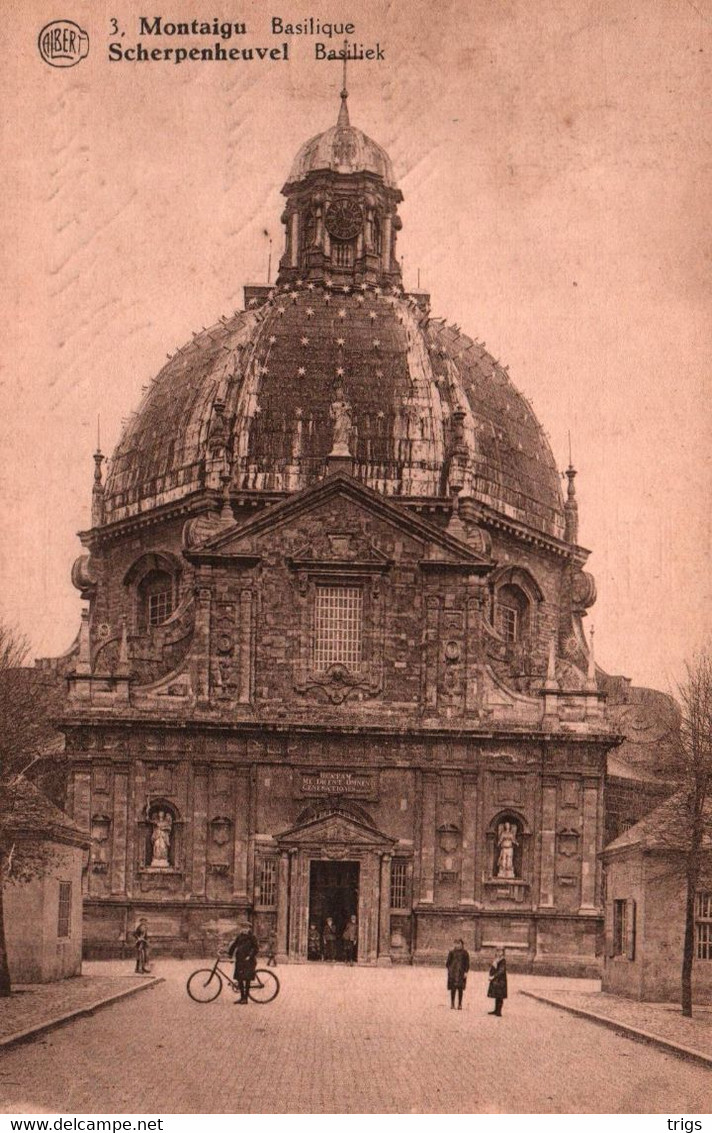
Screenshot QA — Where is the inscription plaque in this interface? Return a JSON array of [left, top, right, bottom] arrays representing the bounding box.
[[298, 769, 378, 800]]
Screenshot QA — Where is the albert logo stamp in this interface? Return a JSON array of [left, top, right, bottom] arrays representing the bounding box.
[[38, 20, 89, 67]]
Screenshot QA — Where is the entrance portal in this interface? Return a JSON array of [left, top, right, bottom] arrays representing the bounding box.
[[308, 860, 359, 961]]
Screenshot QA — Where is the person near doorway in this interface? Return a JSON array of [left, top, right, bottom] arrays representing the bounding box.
[[323, 916, 337, 961], [308, 922, 322, 960], [133, 918, 150, 973], [487, 948, 507, 1016], [445, 938, 470, 1009], [228, 919, 259, 1004], [265, 929, 278, 967], [342, 914, 358, 965]]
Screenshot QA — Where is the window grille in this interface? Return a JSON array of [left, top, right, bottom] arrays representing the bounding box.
[[333, 240, 355, 268], [497, 603, 518, 645], [313, 586, 362, 671], [612, 899, 627, 956], [148, 589, 173, 627], [696, 892, 712, 960], [57, 881, 72, 939], [259, 859, 277, 908], [390, 860, 409, 909]]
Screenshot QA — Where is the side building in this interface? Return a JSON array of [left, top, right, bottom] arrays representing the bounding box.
[[602, 793, 712, 1003]]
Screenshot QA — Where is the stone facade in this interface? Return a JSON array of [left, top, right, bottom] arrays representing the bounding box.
[[62, 473, 613, 973]]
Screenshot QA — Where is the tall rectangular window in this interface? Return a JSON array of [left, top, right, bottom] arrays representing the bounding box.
[[390, 860, 409, 910], [313, 585, 362, 671], [258, 859, 277, 908], [57, 881, 72, 939], [696, 892, 712, 960]]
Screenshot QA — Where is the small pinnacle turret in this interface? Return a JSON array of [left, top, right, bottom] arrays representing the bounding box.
[[564, 463, 578, 543], [91, 448, 105, 527]]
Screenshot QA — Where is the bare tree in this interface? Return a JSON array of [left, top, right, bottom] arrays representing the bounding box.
[[675, 647, 712, 1016], [0, 624, 64, 996]]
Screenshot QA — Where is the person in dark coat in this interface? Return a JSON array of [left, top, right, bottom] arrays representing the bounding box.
[[487, 948, 507, 1016], [308, 923, 322, 960], [132, 919, 149, 973], [342, 914, 358, 966], [446, 938, 470, 1009], [322, 916, 337, 961], [265, 929, 278, 967], [227, 920, 259, 1004]]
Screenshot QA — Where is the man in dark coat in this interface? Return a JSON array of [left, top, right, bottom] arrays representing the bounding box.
[[487, 948, 507, 1016], [132, 919, 149, 973], [227, 920, 259, 1004], [342, 914, 358, 966], [446, 938, 470, 1009], [322, 916, 338, 962]]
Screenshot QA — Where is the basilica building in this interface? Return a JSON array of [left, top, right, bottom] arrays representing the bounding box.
[[57, 88, 671, 972]]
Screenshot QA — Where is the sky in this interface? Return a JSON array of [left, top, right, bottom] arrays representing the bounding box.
[[2, 0, 711, 693]]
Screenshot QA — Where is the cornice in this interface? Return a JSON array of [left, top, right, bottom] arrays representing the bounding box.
[[60, 714, 618, 746]]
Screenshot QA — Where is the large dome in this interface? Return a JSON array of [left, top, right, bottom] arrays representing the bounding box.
[[103, 97, 565, 539], [103, 283, 564, 538]]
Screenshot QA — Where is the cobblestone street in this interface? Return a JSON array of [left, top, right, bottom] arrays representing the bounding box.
[[0, 962, 709, 1114]]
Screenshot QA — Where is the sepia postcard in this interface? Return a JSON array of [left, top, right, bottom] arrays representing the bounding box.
[[1, 0, 711, 1121]]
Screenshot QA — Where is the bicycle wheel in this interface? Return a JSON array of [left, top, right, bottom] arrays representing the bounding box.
[[187, 967, 223, 1003], [248, 969, 280, 1003]]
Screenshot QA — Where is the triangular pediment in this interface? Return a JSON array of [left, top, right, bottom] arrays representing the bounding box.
[[186, 472, 491, 571], [275, 808, 395, 849]]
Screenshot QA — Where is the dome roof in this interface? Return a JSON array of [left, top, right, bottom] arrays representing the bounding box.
[[104, 283, 565, 538], [286, 94, 397, 190]]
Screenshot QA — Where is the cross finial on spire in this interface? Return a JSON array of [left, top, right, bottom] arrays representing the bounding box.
[[337, 39, 350, 127]]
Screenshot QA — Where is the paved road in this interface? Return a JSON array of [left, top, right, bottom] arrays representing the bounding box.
[[0, 963, 709, 1113]]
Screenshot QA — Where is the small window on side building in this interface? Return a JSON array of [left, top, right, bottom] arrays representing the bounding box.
[[612, 899, 627, 956], [612, 897, 636, 959], [57, 881, 72, 939], [696, 892, 712, 960]]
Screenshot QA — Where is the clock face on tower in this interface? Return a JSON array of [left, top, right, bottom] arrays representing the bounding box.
[[325, 199, 363, 241]]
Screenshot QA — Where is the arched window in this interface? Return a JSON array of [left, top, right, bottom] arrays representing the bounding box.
[[139, 569, 175, 629], [490, 566, 543, 649], [124, 552, 182, 633], [495, 584, 529, 645]]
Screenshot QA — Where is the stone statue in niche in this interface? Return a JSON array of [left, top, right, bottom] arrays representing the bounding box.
[[149, 809, 173, 868], [329, 387, 353, 456], [496, 821, 518, 879]]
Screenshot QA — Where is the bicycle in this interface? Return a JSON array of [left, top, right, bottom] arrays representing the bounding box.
[[186, 954, 280, 1004]]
